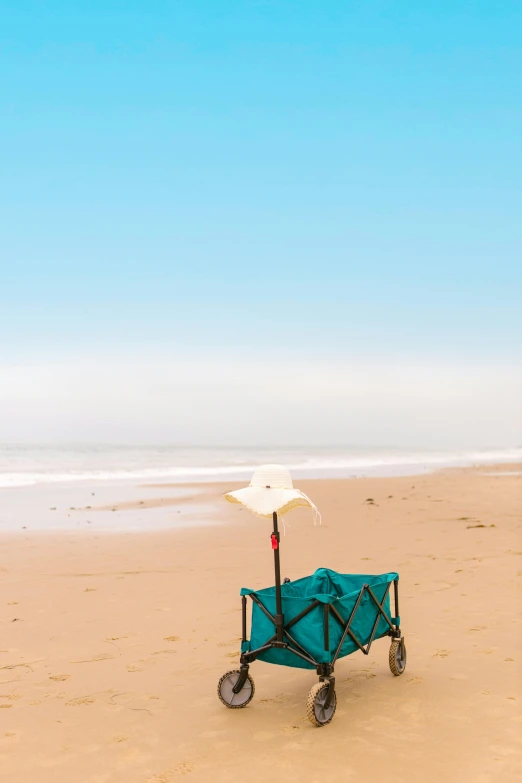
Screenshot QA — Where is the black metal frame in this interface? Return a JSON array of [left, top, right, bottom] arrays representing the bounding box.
[[233, 511, 402, 696]]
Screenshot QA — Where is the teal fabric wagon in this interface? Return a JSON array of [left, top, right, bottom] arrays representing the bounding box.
[[242, 567, 400, 669], [217, 466, 407, 726]]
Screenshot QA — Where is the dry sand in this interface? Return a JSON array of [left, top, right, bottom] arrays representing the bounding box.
[[1, 465, 521, 782]]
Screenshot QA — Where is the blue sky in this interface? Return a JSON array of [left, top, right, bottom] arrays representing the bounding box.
[[1, 1, 521, 444]]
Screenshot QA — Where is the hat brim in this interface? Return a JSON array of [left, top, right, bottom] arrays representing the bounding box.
[[224, 486, 315, 518]]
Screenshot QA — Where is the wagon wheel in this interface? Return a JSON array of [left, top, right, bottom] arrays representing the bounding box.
[[389, 638, 407, 676], [217, 670, 255, 708], [306, 681, 337, 727]]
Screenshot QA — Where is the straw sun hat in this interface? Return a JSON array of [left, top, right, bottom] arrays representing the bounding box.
[[224, 464, 319, 520]]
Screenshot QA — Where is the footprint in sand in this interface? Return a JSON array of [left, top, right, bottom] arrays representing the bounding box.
[[146, 761, 195, 781], [342, 672, 376, 683], [281, 724, 302, 734], [164, 636, 180, 642], [224, 652, 239, 659], [66, 696, 96, 706], [70, 654, 114, 664], [173, 762, 195, 774], [151, 650, 177, 656], [50, 674, 70, 682], [259, 694, 285, 704], [108, 692, 155, 716], [407, 677, 424, 684], [112, 735, 128, 743], [0, 694, 19, 709], [435, 581, 458, 591], [432, 650, 451, 658], [217, 638, 241, 647]]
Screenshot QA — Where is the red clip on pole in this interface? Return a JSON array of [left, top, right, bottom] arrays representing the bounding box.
[[271, 533, 278, 550]]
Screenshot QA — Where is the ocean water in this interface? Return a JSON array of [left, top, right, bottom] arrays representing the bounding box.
[[1, 444, 520, 489]]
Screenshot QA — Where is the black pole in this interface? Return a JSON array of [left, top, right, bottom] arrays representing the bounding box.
[[394, 578, 399, 621], [272, 511, 284, 641], [241, 595, 247, 643]]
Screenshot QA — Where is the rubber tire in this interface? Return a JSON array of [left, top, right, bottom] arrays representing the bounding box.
[[389, 639, 407, 676], [306, 681, 337, 727], [217, 670, 255, 709]]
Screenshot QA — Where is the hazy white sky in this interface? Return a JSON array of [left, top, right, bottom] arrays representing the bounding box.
[[1, 354, 520, 448], [2, 3, 521, 448]]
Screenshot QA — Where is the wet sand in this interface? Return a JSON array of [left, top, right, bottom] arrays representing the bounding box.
[[1, 465, 521, 782]]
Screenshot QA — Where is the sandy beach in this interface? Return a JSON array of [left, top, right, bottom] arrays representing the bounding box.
[[1, 464, 521, 783]]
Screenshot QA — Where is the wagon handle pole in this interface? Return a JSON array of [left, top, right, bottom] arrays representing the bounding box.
[[272, 511, 284, 641]]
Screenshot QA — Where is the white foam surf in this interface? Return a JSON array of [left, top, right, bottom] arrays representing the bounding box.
[[0, 446, 520, 488]]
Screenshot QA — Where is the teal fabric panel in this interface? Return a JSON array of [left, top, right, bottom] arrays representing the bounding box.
[[244, 568, 397, 670]]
